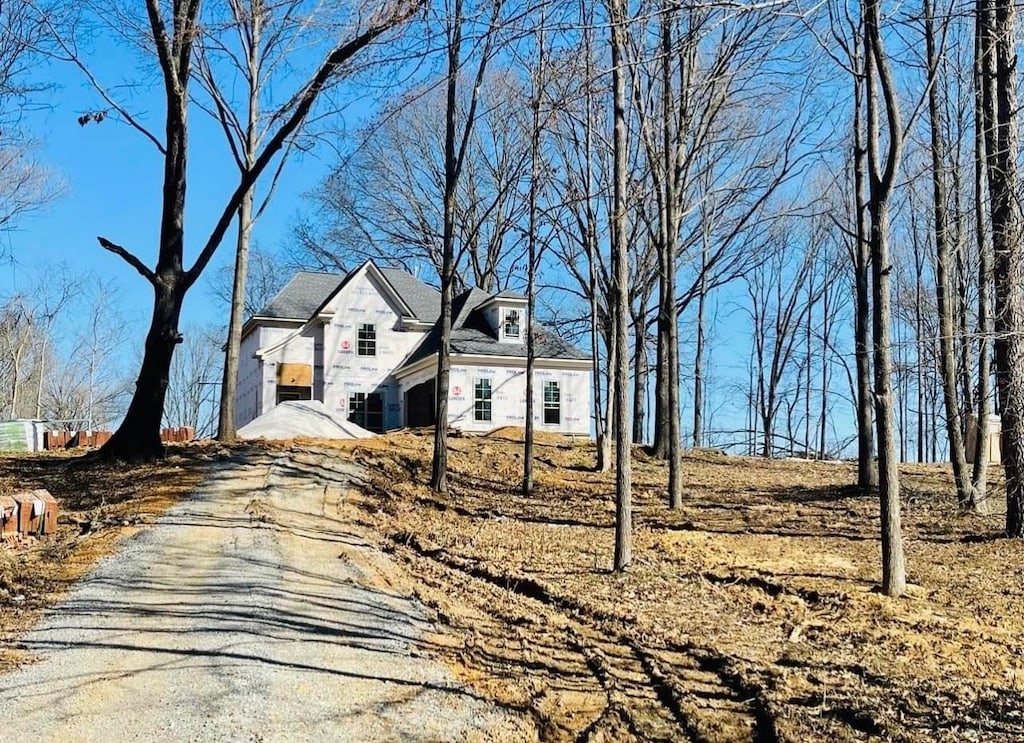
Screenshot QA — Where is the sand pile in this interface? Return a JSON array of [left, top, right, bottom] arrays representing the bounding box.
[[237, 400, 375, 441]]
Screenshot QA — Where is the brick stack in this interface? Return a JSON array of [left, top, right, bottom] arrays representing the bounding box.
[[0, 489, 58, 543], [160, 426, 195, 443]]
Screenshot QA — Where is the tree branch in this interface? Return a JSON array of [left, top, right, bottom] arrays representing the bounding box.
[[183, 0, 423, 290], [97, 237, 157, 285]]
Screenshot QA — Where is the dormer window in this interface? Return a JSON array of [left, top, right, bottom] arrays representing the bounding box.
[[503, 309, 521, 340]]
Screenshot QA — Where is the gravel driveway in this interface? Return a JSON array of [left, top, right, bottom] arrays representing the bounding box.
[[0, 452, 533, 742]]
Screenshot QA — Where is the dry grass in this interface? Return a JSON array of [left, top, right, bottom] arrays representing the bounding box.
[[339, 431, 1024, 742], [0, 443, 225, 671]]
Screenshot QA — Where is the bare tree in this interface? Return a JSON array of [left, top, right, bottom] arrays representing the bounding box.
[[431, 0, 504, 493], [44, 280, 132, 430], [55, 0, 420, 459], [978, 0, 1024, 536], [522, 13, 548, 496], [922, 0, 975, 507], [864, 0, 906, 595], [191, 0, 367, 442], [607, 0, 632, 571]]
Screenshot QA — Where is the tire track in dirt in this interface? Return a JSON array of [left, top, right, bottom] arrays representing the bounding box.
[[392, 529, 767, 742], [280, 449, 770, 741]]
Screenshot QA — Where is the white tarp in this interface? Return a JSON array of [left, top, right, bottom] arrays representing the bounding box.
[[237, 400, 374, 441]]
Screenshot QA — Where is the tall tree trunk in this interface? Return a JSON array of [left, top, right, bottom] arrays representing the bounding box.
[[971, 3, 992, 510], [104, 280, 186, 459], [523, 16, 544, 496], [216, 2, 263, 443], [431, 0, 464, 494], [925, 0, 971, 501], [693, 268, 706, 449], [609, 0, 632, 570], [853, 44, 878, 488], [663, 2, 682, 508], [979, 0, 1024, 536], [865, 0, 907, 595], [632, 313, 647, 444], [818, 267, 833, 458], [218, 190, 254, 441]]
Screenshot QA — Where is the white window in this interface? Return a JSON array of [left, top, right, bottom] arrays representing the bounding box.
[[357, 323, 376, 356], [543, 381, 560, 425], [503, 309, 521, 340], [474, 378, 492, 422]]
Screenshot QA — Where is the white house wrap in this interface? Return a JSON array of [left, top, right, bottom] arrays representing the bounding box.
[[236, 261, 593, 436]]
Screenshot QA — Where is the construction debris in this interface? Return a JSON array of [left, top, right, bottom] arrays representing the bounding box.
[[237, 400, 374, 441]]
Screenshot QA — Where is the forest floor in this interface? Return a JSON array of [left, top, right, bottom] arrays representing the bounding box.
[[329, 429, 1024, 743], [1, 433, 1022, 742]]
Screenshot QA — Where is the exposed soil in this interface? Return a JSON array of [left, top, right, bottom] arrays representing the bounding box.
[[319, 430, 1024, 743], [0, 443, 226, 671], [0, 451, 531, 742], [2, 433, 1022, 742]]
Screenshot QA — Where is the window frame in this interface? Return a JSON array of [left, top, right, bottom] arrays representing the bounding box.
[[543, 380, 561, 425], [357, 323, 377, 357], [348, 391, 384, 433], [474, 378, 493, 423], [503, 309, 521, 340]]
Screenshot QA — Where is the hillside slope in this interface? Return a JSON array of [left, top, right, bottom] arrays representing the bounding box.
[[334, 431, 1024, 742]]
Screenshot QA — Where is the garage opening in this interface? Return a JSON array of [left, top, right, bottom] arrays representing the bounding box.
[[404, 379, 435, 428]]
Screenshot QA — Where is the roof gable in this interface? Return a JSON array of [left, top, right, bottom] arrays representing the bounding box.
[[399, 287, 589, 368], [255, 271, 345, 320]]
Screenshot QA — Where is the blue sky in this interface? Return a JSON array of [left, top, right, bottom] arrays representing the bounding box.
[[2, 15, 865, 457], [5, 45, 349, 347]]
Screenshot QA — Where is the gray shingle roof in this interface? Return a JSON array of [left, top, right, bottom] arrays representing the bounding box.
[[378, 267, 440, 322], [252, 262, 588, 365], [256, 271, 345, 320], [490, 288, 526, 301], [400, 287, 589, 368]]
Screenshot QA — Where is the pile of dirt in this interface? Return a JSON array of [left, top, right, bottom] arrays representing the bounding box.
[[237, 400, 374, 441]]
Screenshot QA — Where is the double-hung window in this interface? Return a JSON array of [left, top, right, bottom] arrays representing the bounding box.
[[357, 323, 376, 356], [503, 310, 521, 340], [474, 378, 492, 422], [543, 381, 561, 425]]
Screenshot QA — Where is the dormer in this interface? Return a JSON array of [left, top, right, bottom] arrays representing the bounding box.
[[478, 290, 528, 344]]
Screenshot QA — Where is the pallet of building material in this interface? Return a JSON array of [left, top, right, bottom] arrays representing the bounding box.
[[0, 494, 17, 538], [11, 489, 58, 537]]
